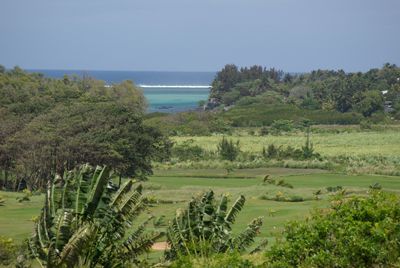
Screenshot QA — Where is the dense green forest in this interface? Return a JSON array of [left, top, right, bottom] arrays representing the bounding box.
[[0, 66, 170, 191], [210, 63, 399, 115]]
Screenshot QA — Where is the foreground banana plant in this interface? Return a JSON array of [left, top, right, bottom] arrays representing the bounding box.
[[165, 190, 263, 260], [29, 164, 161, 268]]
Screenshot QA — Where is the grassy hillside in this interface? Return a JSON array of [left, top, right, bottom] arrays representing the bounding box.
[[222, 103, 363, 127]]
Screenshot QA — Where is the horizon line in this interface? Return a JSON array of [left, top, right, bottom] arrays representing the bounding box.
[[24, 68, 218, 73]]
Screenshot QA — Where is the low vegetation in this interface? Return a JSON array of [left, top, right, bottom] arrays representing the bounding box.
[[165, 190, 263, 261], [29, 165, 161, 268], [1, 168, 400, 266], [266, 191, 400, 267], [167, 128, 400, 176]]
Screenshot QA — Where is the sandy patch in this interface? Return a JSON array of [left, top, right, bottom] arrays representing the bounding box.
[[152, 242, 170, 251]]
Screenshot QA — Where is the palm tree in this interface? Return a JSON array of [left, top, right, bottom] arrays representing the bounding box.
[[29, 164, 162, 268], [165, 190, 263, 260]]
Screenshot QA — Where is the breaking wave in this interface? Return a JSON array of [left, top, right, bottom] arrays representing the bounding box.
[[138, 84, 211, 88]]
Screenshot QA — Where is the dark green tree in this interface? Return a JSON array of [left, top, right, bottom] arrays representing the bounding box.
[[355, 90, 384, 116], [217, 137, 240, 161]]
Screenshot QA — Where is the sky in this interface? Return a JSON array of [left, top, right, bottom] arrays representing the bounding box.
[[0, 0, 399, 72]]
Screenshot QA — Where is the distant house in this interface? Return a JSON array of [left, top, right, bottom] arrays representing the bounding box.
[[384, 101, 394, 113], [223, 105, 234, 111], [203, 98, 220, 110]]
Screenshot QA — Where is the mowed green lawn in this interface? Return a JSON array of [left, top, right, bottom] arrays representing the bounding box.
[[173, 130, 400, 157], [2, 167, 399, 248]]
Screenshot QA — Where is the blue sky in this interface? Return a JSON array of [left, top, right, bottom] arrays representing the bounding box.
[[1, 0, 399, 72]]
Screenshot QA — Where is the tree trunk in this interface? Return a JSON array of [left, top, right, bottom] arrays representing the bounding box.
[[4, 169, 8, 190]]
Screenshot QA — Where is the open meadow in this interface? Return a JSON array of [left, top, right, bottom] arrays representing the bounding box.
[[172, 128, 400, 157], [2, 167, 400, 247]]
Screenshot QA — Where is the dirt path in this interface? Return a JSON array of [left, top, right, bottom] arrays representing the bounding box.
[[152, 242, 170, 251]]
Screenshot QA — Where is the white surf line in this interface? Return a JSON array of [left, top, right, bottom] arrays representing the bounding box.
[[138, 85, 211, 88]]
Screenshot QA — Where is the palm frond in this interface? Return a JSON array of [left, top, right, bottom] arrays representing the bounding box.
[[84, 166, 111, 218], [74, 165, 91, 215], [225, 195, 246, 224], [118, 184, 147, 223], [123, 232, 163, 257], [233, 217, 263, 252], [122, 216, 154, 250], [216, 195, 228, 225], [59, 224, 95, 267], [30, 164, 159, 267], [110, 179, 133, 208], [249, 238, 268, 254], [54, 209, 74, 251]]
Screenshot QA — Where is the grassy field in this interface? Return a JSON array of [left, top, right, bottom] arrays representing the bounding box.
[[2, 167, 400, 250], [172, 130, 400, 157]]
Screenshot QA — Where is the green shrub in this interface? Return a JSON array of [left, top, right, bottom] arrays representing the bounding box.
[[288, 195, 306, 202], [170, 252, 256, 268], [276, 179, 294, 189], [152, 215, 167, 228], [172, 139, 205, 161], [265, 144, 278, 158], [0, 236, 17, 266], [326, 185, 343, 192], [369, 182, 382, 190], [270, 119, 294, 134], [359, 119, 372, 130], [29, 164, 162, 268], [301, 126, 320, 159], [260, 126, 269, 136], [260, 192, 311, 202], [16, 189, 31, 203], [217, 137, 240, 161], [165, 190, 263, 260], [266, 191, 400, 267], [262, 143, 316, 161]]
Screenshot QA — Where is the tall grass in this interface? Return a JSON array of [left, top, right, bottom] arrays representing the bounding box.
[[172, 131, 400, 157], [164, 130, 400, 175]]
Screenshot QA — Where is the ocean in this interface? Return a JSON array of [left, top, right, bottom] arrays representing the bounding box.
[[28, 70, 216, 113]]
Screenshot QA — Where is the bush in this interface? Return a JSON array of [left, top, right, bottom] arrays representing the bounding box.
[[170, 252, 256, 268], [217, 137, 240, 161], [259, 126, 269, 136], [171, 139, 205, 161], [270, 119, 294, 134], [16, 189, 32, 203], [326, 185, 343, 192], [301, 127, 321, 160], [0, 236, 17, 266], [264, 144, 278, 158], [29, 165, 162, 267], [369, 182, 382, 190], [165, 191, 262, 260], [266, 191, 400, 267], [276, 179, 294, 189], [359, 119, 372, 130], [262, 142, 316, 161], [261, 193, 308, 202]]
